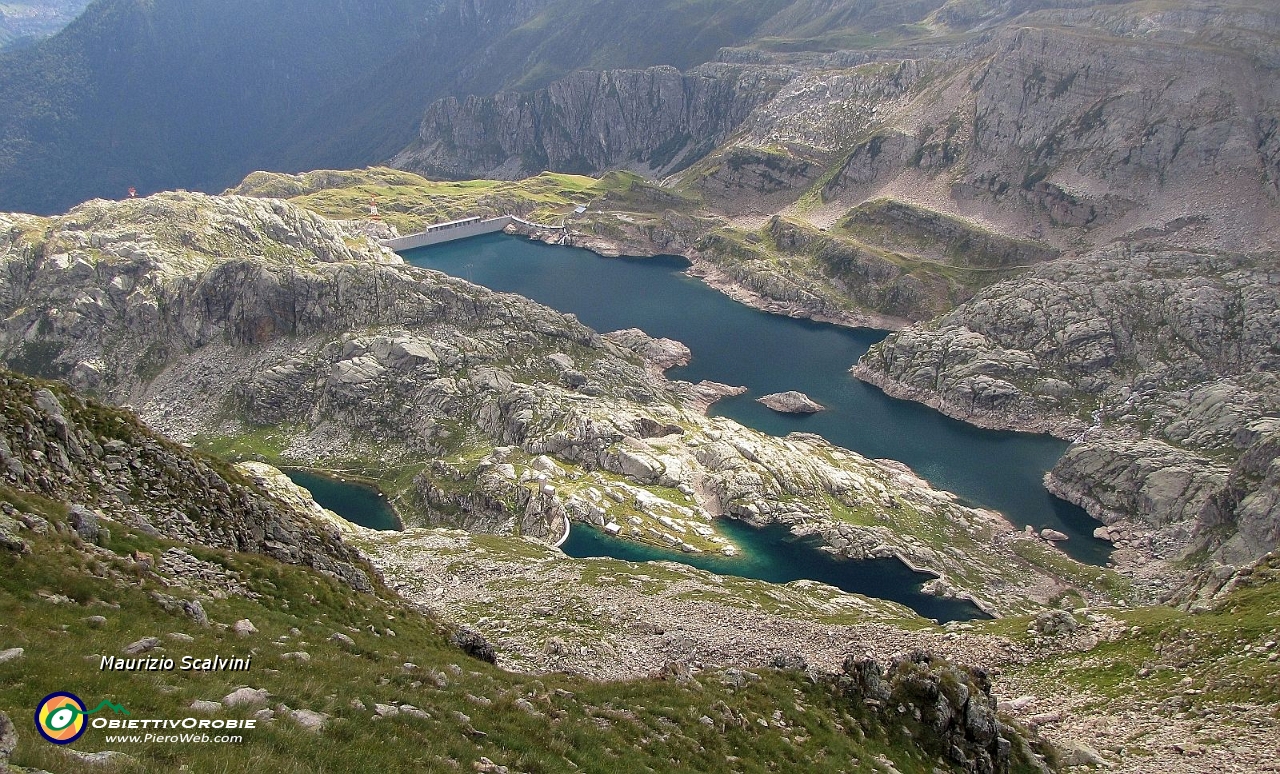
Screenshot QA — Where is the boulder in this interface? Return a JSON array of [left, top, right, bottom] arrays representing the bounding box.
[[151, 593, 208, 627], [770, 652, 808, 671], [65, 749, 136, 767], [68, 504, 100, 542], [1039, 528, 1070, 542], [451, 626, 496, 663], [1033, 610, 1078, 636], [399, 705, 431, 721], [0, 710, 16, 765], [122, 637, 161, 655], [289, 709, 329, 732], [222, 687, 269, 707]]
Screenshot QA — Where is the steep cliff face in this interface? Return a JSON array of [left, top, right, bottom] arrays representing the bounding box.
[[398, 2, 1280, 255], [394, 64, 795, 180], [854, 246, 1280, 571], [724, 3, 1280, 252]]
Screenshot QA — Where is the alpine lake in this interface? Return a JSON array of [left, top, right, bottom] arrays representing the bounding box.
[[297, 233, 1112, 623]]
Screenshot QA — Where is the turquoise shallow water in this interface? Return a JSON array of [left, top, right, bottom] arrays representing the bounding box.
[[394, 233, 1109, 615], [565, 520, 987, 623], [283, 469, 400, 531]]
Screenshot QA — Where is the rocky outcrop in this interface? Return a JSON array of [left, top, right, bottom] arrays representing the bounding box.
[[394, 64, 795, 180], [748, 4, 1280, 254], [0, 368, 374, 592], [757, 391, 824, 414], [601, 328, 691, 371], [395, 2, 1280, 259], [836, 651, 1050, 774], [839, 199, 1060, 270], [856, 245, 1280, 570], [0, 710, 14, 771]]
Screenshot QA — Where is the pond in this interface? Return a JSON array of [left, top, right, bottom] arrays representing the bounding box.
[[283, 468, 401, 532]]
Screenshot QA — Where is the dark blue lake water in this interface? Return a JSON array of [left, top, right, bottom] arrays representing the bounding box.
[[283, 469, 401, 531], [395, 233, 1107, 614]]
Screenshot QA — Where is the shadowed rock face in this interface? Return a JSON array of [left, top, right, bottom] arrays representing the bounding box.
[[394, 64, 795, 180], [854, 246, 1280, 572], [400, 1, 1280, 256]]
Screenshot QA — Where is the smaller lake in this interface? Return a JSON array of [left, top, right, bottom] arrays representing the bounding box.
[[562, 519, 986, 623], [284, 469, 401, 531]]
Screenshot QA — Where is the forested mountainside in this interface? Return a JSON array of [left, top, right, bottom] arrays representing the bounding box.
[[0, 1, 88, 51]]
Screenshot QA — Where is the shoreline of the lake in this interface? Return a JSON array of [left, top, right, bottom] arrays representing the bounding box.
[[561, 519, 990, 623], [517, 225, 912, 332], [522, 225, 1083, 441], [283, 467, 404, 532], [403, 234, 1113, 568]]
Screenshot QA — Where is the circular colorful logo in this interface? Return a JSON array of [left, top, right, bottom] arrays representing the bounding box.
[[34, 692, 88, 745]]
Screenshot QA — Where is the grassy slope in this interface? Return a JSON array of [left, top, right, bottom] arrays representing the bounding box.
[[1002, 554, 1280, 712], [227, 168, 635, 235], [1, 483, 1048, 774]]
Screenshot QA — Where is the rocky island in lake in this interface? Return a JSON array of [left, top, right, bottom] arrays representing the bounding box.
[[756, 390, 825, 414]]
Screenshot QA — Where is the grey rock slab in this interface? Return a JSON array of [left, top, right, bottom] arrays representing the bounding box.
[[0, 710, 16, 763], [64, 749, 136, 767], [289, 709, 329, 732], [122, 637, 160, 655], [222, 687, 269, 708], [68, 504, 100, 542]]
